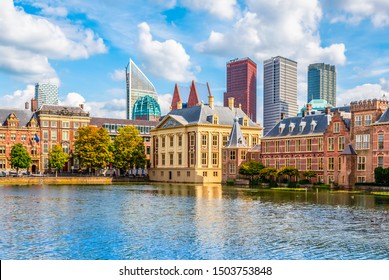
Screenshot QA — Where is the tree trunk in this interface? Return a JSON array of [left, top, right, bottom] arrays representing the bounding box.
[[55, 169, 58, 177]]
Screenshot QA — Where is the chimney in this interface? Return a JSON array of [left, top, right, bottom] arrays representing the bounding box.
[[79, 104, 84, 110], [281, 112, 286, 119], [239, 103, 242, 110], [208, 95, 214, 109], [177, 101, 182, 109], [25, 102, 29, 110], [228, 97, 235, 110], [31, 98, 38, 112], [325, 107, 331, 115]]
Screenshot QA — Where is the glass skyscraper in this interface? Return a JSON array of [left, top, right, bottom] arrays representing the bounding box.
[[34, 83, 59, 108], [125, 59, 158, 120], [307, 63, 336, 107], [263, 56, 298, 135]]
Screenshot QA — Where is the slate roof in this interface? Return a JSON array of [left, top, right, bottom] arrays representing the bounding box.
[[376, 106, 389, 123], [0, 108, 35, 127], [341, 144, 357, 155], [225, 117, 247, 148], [161, 104, 259, 128], [263, 113, 332, 138]]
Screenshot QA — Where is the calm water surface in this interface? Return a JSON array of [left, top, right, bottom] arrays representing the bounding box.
[[1, 184, 389, 260]]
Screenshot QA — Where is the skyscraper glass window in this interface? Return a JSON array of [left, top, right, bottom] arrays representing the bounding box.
[[132, 95, 161, 121], [35, 83, 59, 108], [307, 63, 336, 106]]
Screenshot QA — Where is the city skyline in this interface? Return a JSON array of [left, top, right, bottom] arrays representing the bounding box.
[[1, 0, 389, 125]]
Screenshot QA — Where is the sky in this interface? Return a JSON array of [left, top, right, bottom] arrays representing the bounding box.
[[1, 0, 389, 124]]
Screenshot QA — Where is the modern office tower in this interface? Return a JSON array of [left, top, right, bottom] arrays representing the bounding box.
[[224, 58, 257, 122], [125, 59, 159, 120], [307, 63, 336, 106], [34, 83, 59, 108], [263, 56, 298, 135]]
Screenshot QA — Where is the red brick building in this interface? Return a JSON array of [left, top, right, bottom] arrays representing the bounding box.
[[224, 58, 257, 122]]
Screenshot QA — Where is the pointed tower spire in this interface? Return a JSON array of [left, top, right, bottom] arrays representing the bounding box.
[[225, 117, 247, 148], [171, 83, 182, 110], [187, 80, 199, 108]]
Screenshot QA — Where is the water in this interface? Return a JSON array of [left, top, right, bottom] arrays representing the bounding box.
[[1, 184, 389, 260]]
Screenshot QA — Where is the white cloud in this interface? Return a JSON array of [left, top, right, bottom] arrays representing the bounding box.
[[181, 0, 237, 20], [325, 0, 389, 27], [0, 0, 107, 83], [110, 69, 126, 81], [137, 22, 196, 82], [0, 85, 35, 108], [158, 93, 173, 115], [337, 82, 389, 106], [33, 3, 68, 17]]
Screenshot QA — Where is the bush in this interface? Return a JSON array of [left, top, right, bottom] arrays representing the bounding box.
[[269, 181, 278, 188], [287, 181, 297, 188], [226, 179, 235, 186], [250, 177, 261, 185], [298, 179, 310, 185]]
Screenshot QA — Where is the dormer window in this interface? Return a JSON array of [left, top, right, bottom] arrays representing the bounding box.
[[299, 121, 306, 132], [289, 123, 295, 133], [279, 123, 285, 134], [310, 121, 317, 132], [213, 115, 219, 124], [243, 117, 249, 126]]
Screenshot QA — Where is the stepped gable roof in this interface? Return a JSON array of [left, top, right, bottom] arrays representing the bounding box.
[[165, 105, 258, 127], [38, 104, 90, 117], [263, 113, 331, 138], [376, 106, 389, 123], [225, 117, 247, 148], [341, 144, 357, 155], [0, 108, 34, 126]]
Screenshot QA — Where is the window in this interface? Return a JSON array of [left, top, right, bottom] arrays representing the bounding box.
[[328, 175, 334, 184], [44, 158, 48, 169], [275, 141, 280, 153], [190, 134, 195, 146], [51, 130, 57, 141], [51, 121, 57, 127], [21, 134, 26, 141], [338, 136, 345, 151], [334, 122, 340, 133], [146, 146, 150, 155], [378, 156, 384, 168], [307, 158, 312, 170], [318, 138, 324, 151], [0, 133, 5, 140], [318, 157, 324, 170], [356, 134, 370, 149], [357, 176, 366, 183], [0, 146, 5, 154], [223, 136, 228, 146], [169, 153, 173, 165], [0, 159, 5, 169], [365, 115, 372, 125], [62, 144, 69, 154], [307, 139, 312, 151], [178, 153, 182, 165], [265, 142, 270, 153], [177, 171, 181, 177], [202, 134, 207, 146], [202, 153, 207, 165], [43, 130, 49, 140], [230, 151, 236, 160], [223, 151, 227, 161], [296, 140, 301, 152], [328, 137, 334, 151], [252, 136, 257, 146], [203, 171, 207, 177], [275, 159, 279, 170], [243, 118, 248, 126], [178, 135, 182, 146], [161, 137, 166, 148], [355, 115, 362, 126], [213, 171, 218, 177], [295, 158, 300, 169], [222, 164, 227, 174], [74, 122, 79, 129], [251, 153, 255, 160], [378, 134, 384, 149], [42, 120, 49, 127], [229, 164, 236, 174], [240, 151, 246, 160], [62, 131, 69, 141], [187, 171, 191, 177], [161, 171, 164, 177], [357, 156, 366, 171], [286, 158, 290, 167], [189, 152, 195, 166], [170, 136, 174, 147], [212, 135, 218, 146], [328, 157, 334, 171], [43, 143, 48, 154], [31, 146, 36, 156], [161, 154, 165, 166], [338, 157, 342, 171], [62, 121, 70, 128], [11, 134, 16, 141], [285, 140, 290, 152], [213, 115, 219, 124], [212, 153, 218, 165]]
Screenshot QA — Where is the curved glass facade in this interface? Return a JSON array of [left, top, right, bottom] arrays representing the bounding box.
[[126, 59, 159, 119], [132, 95, 161, 120]]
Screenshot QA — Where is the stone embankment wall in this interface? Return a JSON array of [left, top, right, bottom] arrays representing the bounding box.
[[0, 177, 113, 185]]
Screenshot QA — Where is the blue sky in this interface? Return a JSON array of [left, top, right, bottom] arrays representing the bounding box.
[[1, 0, 389, 124]]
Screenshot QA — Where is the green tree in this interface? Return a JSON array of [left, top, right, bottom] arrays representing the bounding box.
[[48, 144, 69, 177], [74, 126, 113, 174], [277, 166, 299, 182], [239, 160, 265, 181], [113, 126, 146, 171], [10, 143, 31, 175], [259, 167, 278, 182], [302, 170, 317, 183]]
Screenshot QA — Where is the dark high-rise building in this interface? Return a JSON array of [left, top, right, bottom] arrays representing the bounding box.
[[224, 58, 257, 122], [307, 63, 336, 106]]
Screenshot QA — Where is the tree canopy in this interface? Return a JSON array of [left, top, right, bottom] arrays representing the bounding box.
[[113, 126, 146, 170], [277, 166, 299, 181], [302, 170, 317, 183], [10, 143, 31, 173], [74, 126, 113, 171], [239, 160, 265, 181], [48, 144, 69, 177]]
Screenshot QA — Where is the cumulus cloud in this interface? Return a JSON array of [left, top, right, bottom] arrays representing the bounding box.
[[110, 69, 126, 81], [325, 0, 389, 27], [0, 85, 35, 108], [181, 0, 237, 20], [33, 3, 68, 17], [0, 0, 107, 83], [196, 0, 345, 67], [137, 22, 196, 82], [158, 93, 173, 115], [337, 81, 389, 106]]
